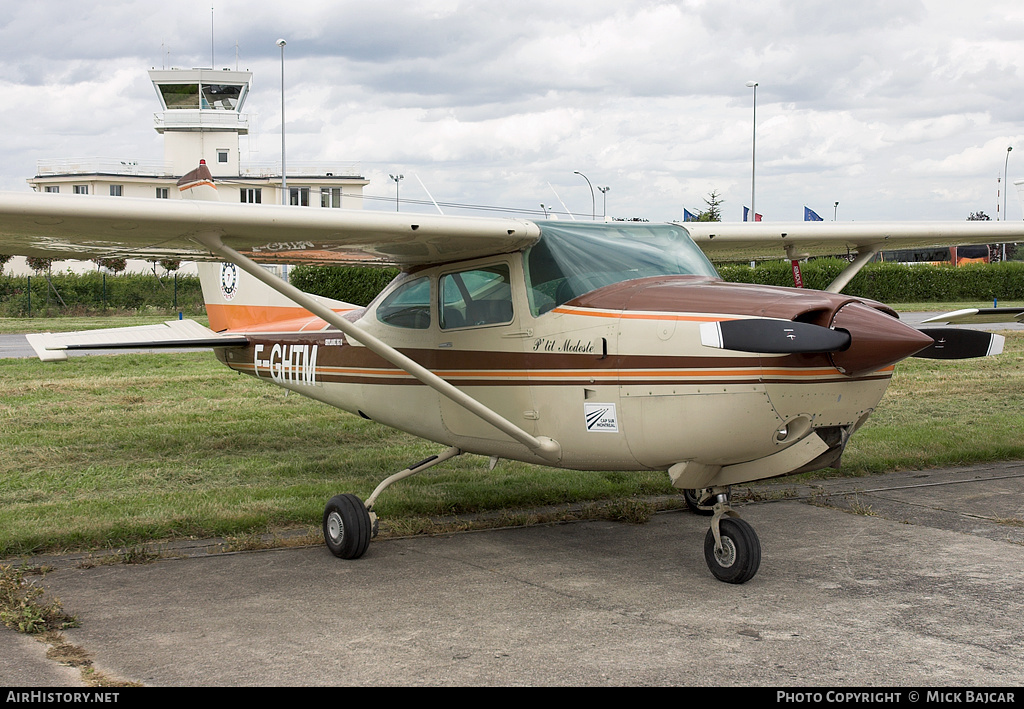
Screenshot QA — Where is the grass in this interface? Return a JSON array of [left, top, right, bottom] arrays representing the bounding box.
[[1, 318, 1023, 558]]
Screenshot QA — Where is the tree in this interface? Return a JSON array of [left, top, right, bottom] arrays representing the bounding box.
[[968, 211, 991, 221], [25, 257, 54, 273], [696, 190, 724, 222], [0, 254, 11, 273], [95, 257, 127, 274]]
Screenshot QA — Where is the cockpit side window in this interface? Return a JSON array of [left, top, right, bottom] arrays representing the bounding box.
[[440, 265, 513, 329], [376, 276, 431, 329]]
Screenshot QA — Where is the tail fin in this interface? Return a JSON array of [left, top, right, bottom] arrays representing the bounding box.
[[177, 162, 361, 333], [197, 263, 360, 333], [177, 160, 220, 201]]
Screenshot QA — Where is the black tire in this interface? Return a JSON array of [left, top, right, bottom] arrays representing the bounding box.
[[322, 493, 372, 560], [683, 488, 714, 516], [703, 517, 761, 584]]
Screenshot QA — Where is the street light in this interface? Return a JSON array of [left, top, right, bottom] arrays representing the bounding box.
[[1003, 146, 1013, 221], [598, 186, 610, 219], [574, 171, 595, 220], [834, 201, 839, 221], [745, 81, 758, 221], [390, 174, 404, 211], [277, 38, 287, 205]]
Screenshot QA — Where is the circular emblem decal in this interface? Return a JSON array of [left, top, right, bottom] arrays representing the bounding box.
[[220, 263, 239, 301]]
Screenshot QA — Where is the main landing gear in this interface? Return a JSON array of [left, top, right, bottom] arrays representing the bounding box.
[[685, 487, 761, 584], [321, 446, 464, 560], [321, 451, 760, 585]]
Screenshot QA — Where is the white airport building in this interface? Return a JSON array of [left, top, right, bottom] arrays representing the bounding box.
[[9, 67, 368, 276]]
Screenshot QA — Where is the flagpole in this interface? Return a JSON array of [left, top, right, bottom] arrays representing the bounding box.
[[746, 81, 758, 221]]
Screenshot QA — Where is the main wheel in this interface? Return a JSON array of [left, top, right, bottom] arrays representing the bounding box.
[[703, 517, 761, 584], [323, 493, 372, 560], [683, 488, 714, 516]]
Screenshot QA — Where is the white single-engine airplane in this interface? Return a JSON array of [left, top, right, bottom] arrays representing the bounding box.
[[2, 162, 1022, 583]]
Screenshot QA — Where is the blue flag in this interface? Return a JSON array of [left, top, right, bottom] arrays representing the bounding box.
[[683, 208, 697, 222], [804, 207, 823, 221]]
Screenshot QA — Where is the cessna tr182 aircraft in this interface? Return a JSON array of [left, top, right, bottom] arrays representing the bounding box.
[[1, 162, 1022, 583]]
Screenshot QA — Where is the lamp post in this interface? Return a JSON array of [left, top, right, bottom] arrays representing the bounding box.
[[834, 201, 839, 221], [390, 174, 404, 211], [574, 171, 595, 220], [745, 81, 758, 221], [598, 186, 610, 219], [1003, 146, 1013, 221], [277, 38, 287, 205]]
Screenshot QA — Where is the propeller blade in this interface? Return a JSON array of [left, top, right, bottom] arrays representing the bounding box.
[[700, 319, 851, 354], [914, 328, 1005, 359]]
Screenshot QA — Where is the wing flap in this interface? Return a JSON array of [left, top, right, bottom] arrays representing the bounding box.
[[25, 319, 249, 362]]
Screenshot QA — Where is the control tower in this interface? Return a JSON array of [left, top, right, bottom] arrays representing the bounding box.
[[30, 65, 366, 210], [149, 68, 252, 177]]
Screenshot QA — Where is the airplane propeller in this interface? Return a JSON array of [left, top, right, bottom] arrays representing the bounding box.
[[913, 327, 1004, 359], [701, 316, 1005, 368], [699, 319, 851, 354]]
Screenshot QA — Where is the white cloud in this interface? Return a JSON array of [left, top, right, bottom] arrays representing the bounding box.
[[1, 0, 1023, 222]]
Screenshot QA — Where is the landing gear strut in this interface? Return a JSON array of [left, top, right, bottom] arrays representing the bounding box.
[[321, 446, 463, 559], [689, 488, 762, 584]]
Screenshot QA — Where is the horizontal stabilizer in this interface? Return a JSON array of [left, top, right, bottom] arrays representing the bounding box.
[[700, 318, 851, 354], [26, 319, 249, 362], [913, 328, 1004, 359], [921, 308, 1024, 325]]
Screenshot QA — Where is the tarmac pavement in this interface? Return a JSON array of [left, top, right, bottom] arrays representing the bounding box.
[[3, 461, 1024, 687]]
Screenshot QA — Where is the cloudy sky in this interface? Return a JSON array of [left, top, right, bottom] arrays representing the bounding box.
[[2, 0, 1023, 224]]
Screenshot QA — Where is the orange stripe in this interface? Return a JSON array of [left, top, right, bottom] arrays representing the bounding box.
[[206, 303, 355, 332], [552, 306, 738, 322], [178, 180, 216, 191]]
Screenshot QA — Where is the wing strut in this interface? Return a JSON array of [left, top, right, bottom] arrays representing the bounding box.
[[197, 234, 562, 463], [825, 246, 881, 294]]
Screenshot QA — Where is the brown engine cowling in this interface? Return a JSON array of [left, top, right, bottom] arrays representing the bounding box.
[[827, 302, 934, 377]]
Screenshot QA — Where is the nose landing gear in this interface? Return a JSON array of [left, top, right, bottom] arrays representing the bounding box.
[[687, 488, 762, 584]]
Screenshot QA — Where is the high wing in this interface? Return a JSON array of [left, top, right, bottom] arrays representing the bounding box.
[[679, 220, 1024, 262], [921, 307, 1024, 325], [0, 191, 540, 267], [3, 190, 1024, 282]]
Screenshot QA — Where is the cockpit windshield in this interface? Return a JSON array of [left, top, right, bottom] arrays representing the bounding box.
[[523, 222, 720, 315]]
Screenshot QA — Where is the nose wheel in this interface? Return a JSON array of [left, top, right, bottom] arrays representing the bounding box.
[[689, 488, 762, 584], [704, 516, 761, 583]]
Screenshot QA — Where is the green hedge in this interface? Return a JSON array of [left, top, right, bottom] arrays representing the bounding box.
[[289, 265, 399, 306], [289, 260, 1024, 306], [0, 272, 204, 316], [5, 260, 1023, 318], [717, 258, 1024, 302]]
